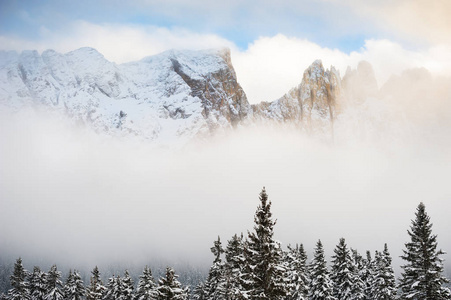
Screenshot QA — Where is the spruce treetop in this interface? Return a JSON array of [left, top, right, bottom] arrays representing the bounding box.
[[399, 202, 451, 300]]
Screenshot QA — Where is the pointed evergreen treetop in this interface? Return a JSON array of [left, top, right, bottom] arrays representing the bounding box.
[[44, 265, 64, 300], [211, 236, 224, 264], [156, 267, 188, 300], [136, 266, 158, 300], [122, 270, 135, 300], [86, 266, 105, 300], [309, 240, 335, 300], [330, 238, 355, 300], [244, 187, 287, 300], [372, 244, 397, 300], [253, 187, 276, 241], [8, 258, 30, 300], [399, 202, 451, 300], [29, 266, 46, 300]]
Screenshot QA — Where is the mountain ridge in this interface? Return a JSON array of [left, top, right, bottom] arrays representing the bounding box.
[[0, 47, 376, 145]]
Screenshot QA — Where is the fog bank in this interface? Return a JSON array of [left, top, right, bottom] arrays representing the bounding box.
[[0, 106, 450, 276]]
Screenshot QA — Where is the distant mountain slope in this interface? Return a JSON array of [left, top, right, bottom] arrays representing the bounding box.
[[0, 47, 250, 144]]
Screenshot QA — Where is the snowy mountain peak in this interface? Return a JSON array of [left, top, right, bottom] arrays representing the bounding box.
[[0, 47, 251, 144]]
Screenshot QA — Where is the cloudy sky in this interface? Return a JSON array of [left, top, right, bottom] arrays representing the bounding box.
[[1, 0, 451, 103]]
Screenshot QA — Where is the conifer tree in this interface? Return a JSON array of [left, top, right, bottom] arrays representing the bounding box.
[[64, 270, 85, 300], [350, 249, 365, 300], [399, 202, 451, 300], [308, 240, 335, 300], [7, 258, 30, 300], [285, 244, 309, 300], [104, 276, 122, 300], [86, 266, 106, 300], [29, 266, 46, 300], [44, 265, 64, 300], [136, 266, 158, 300], [242, 187, 287, 300], [330, 238, 355, 300], [236, 241, 253, 300], [63, 271, 74, 300], [191, 282, 206, 300], [204, 236, 225, 300], [156, 267, 188, 300], [372, 245, 396, 300], [361, 251, 375, 300], [220, 233, 245, 300], [121, 270, 135, 300]]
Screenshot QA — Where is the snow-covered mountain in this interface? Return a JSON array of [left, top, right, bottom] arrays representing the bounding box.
[[0, 47, 251, 144], [1, 47, 434, 145]]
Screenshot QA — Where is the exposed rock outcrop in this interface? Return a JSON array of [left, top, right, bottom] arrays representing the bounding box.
[[252, 60, 342, 135]]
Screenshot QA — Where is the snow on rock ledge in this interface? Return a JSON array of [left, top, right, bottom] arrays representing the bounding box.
[[0, 47, 251, 145]]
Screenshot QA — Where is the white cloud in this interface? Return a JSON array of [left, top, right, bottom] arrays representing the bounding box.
[[232, 36, 451, 103], [340, 0, 451, 46], [232, 35, 350, 103], [0, 21, 235, 63]]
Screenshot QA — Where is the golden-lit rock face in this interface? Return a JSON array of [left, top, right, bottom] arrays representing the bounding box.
[[251, 60, 342, 136]]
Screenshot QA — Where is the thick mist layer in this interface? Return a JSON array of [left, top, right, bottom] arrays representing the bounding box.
[[0, 99, 450, 276]]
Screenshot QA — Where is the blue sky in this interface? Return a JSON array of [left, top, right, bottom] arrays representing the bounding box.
[[0, 0, 450, 103], [0, 0, 394, 52]]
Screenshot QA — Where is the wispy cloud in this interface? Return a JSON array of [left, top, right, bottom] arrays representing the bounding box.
[[340, 0, 451, 46]]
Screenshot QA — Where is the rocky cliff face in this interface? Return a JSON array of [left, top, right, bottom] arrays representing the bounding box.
[[252, 60, 342, 136]]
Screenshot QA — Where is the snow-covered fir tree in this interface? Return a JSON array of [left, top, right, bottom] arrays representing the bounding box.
[[236, 241, 254, 300], [86, 266, 106, 300], [241, 187, 287, 300], [64, 270, 85, 300], [220, 233, 245, 300], [191, 282, 206, 300], [399, 202, 451, 300], [121, 270, 135, 300], [29, 266, 46, 300], [308, 240, 335, 300], [284, 244, 309, 300], [330, 238, 355, 300], [63, 271, 74, 300], [361, 251, 375, 300], [104, 276, 122, 300], [350, 249, 365, 300], [44, 265, 64, 300], [372, 245, 396, 300], [7, 258, 30, 300], [136, 266, 158, 300], [156, 267, 188, 300], [203, 236, 225, 300]]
